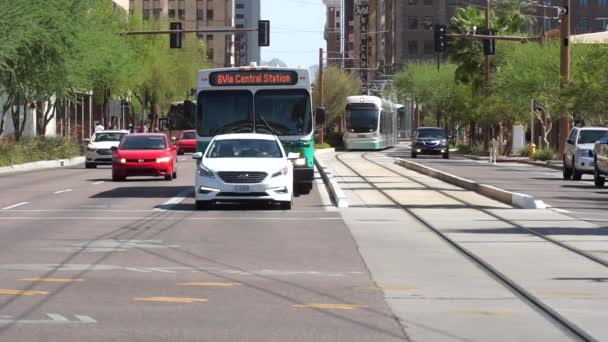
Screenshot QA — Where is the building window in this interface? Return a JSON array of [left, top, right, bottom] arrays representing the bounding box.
[[143, 0, 150, 8], [424, 0, 433, 5], [207, 9, 214, 20], [236, 3, 245, 9], [207, 34, 214, 41], [408, 17, 418, 30], [143, 9, 151, 20], [596, 19, 607, 31], [423, 40, 434, 54], [579, 0, 589, 6], [236, 14, 244, 19], [336, 10, 341, 17], [422, 16, 433, 30], [577, 16, 589, 33], [236, 23, 244, 28], [153, 8, 161, 19], [178, 9, 185, 19], [207, 48, 214, 60], [408, 0, 417, 4], [408, 41, 418, 55], [168, 9, 176, 18], [599, 0, 608, 7], [197, 9, 204, 19]]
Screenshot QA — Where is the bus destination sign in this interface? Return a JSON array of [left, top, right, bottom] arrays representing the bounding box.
[[209, 70, 298, 86]]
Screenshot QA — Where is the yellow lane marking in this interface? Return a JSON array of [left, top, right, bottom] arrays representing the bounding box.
[[449, 310, 512, 316], [19, 278, 84, 283], [292, 303, 366, 310], [537, 291, 595, 297], [0, 289, 48, 296], [177, 282, 242, 287], [132, 297, 208, 303], [366, 286, 416, 291]]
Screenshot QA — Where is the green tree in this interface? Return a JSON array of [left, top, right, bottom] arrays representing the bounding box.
[[312, 66, 362, 128]]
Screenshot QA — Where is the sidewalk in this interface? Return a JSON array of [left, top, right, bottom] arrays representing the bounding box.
[[401, 155, 608, 221]]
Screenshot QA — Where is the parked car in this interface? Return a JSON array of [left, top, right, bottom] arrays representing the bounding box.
[[411, 127, 449, 159], [111, 134, 177, 181], [85, 130, 129, 168], [563, 126, 608, 180], [176, 130, 197, 155], [192, 133, 294, 210], [593, 136, 608, 187]]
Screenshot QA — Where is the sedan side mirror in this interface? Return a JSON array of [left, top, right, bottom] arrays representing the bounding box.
[[170, 145, 177, 151], [315, 107, 326, 125], [287, 152, 299, 160], [192, 152, 203, 160], [111, 146, 118, 152], [567, 139, 574, 145], [171, 136, 177, 141]]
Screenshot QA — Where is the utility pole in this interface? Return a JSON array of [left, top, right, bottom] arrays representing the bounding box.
[[319, 48, 324, 145], [484, 0, 491, 97], [558, 0, 571, 158]]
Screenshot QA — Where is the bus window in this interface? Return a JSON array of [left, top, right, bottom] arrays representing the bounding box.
[[197, 90, 253, 136], [254, 89, 312, 135]]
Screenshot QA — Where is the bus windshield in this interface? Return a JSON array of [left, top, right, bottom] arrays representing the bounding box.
[[254, 89, 312, 135], [346, 107, 379, 133], [197, 90, 253, 136]]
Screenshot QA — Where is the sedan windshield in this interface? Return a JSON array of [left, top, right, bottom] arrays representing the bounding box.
[[93, 132, 126, 142], [417, 128, 446, 139], [182, 131, 196, 139], [197, 90, 253, 136], [206, 139, 283, 158], [120, 136, 166, 150], [254, 89, 312, 135], [578, 130, 608, 144], [345, 107, 379, 133]]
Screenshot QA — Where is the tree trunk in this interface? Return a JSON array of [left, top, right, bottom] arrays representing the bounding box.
[[12, 92, 21, 141], [42, 98, 55, 136]]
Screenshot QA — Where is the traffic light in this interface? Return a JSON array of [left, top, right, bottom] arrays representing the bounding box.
[[434, 25, 447, 53], [483, 29, 496, 55], [170, 22, 182, 49], [258, 20, 270, 47]]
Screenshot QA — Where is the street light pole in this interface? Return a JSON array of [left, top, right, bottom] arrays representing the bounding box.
[[319, 48, 324, 145], [558, 0, 571, 158]]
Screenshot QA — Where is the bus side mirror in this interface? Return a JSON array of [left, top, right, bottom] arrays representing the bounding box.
[[315, 107, 326, 125]]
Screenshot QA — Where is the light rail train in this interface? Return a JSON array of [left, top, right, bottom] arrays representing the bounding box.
[[342, 95, 397, 150]]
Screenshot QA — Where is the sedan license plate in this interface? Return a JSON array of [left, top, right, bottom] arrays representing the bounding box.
[[234, 185, 250, 192]]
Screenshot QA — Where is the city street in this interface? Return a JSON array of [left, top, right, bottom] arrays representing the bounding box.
[[0, 149, 606, 341]]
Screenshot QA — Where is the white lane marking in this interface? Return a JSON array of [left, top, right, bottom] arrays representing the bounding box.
[[0, 217, 341, 221], [0, 313, 96, 325], [92, 181, 104, 185], [155, 188, 195, 210], [2, 202, 29, 210], [551, 208, 572, 213], [53, 189, 72, 194], [124, 267, 153, 273]]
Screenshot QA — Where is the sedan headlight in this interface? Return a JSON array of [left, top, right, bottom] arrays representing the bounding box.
[[86, 145, 96, 152], [156, 156, 171, 163], [113, 158, 126, 164], [199, 165, 215, 178], [577, 149, 592, 157], [272, 166, 289, 178], [441, 139, 447, 144]]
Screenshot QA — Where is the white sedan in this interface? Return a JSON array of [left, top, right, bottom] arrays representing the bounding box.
[[85, 130, 129, 168], [192, 133, 294, 210]]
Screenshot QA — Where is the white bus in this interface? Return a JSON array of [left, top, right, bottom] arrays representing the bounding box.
[[342, 95, 397, 150], [192, 66, 323, 195]]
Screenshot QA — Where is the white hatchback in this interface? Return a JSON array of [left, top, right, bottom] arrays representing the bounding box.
[[193, 133, 294, 210], [85, 130, 130, 168]]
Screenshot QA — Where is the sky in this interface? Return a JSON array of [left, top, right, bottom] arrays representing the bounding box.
[[261, 0, 326, 68]]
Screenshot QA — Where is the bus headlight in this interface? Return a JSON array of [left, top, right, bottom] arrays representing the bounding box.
[[293, 158, 306, 167]]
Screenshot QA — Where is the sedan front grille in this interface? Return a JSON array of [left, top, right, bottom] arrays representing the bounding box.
[[218, 172, 267, 184], [97, 149, 113, 155]]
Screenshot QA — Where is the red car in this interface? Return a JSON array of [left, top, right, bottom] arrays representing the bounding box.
[[111, 134, 177, 181], [176, 130, 197, 155]]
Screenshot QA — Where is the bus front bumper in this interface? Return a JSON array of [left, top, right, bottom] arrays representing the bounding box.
[[294, 167, 313, 184]]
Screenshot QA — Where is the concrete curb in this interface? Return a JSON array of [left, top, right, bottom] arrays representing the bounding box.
[[517, 159, 562, 171], [394, 158, 546, 209], [314, 155, 348, 208], [0, 156, 85, 175]]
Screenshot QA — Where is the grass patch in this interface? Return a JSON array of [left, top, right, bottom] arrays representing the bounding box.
[[0, 137, 82, 167], [315, 143, 332, 149]]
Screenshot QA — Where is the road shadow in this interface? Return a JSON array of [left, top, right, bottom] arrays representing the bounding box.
[[91, 186, 193, 198], [446, 226, 608, 236], [159, 201, 285, 211]]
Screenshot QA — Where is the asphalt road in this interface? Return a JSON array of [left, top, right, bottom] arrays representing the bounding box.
[[387, 143, 608, 223], [0, 158, 406, 342]]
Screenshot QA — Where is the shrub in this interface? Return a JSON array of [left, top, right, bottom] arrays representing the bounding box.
[[315, 143, 332, 149], [456, 143, 472, 154], [516, 145, 530, 157], [0, 137, 81, 167], [533, 148, 554, 161]]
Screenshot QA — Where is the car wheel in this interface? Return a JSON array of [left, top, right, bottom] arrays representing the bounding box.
[[164, 174, 172, 181], [195, 200, 212, 210], [562, 157, 572, 180], [297, 184, 312, 195], [279, 201, 292, 210], [594, 166, 605, 187], [172, 169, 177, 179], [442, 153, 449, 159], [85, 163, 96, 169], [112, 172, 120, 182], [411, 152, 417, 158], [572, 157, 582, 180]]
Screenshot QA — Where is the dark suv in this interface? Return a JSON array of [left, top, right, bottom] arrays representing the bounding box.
[[412, 127, 449, 159]]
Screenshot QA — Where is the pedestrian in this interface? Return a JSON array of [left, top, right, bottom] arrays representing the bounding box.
[[94, 121, 105, 132]]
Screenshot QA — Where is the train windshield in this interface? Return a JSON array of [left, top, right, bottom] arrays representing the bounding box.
[[345, 107, 379, 133], [254, 89, 312, 135]]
